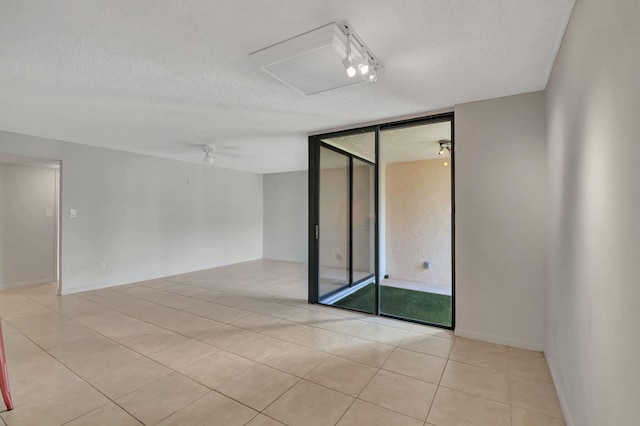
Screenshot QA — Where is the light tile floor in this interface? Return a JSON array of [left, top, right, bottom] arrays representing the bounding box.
[[0, 259, 565, 426]]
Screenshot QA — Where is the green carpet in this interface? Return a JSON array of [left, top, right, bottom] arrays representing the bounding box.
[[332, 284, 452, 326]]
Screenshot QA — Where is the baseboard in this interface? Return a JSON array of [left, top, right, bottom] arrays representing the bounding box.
[[545, 349, 575, 426], [454, 328, 544, 351], [60, 257, 265, 295], [0, 278, 55, 291]]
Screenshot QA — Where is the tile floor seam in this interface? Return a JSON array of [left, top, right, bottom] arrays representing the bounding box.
[[216, 372, 301, 413], [58, 402, 113, 426], [436, 383, 512, 407], [253, 376, 304, 416], [442, 358, 510, 375], [394, 344, 451, 360], [0, 323, 128, 422], [425, 358, 450, 423], [358, 394, 431, 423], [331, 396, 358, 425], [353, 364, 382, 400], [378, 364, 442, 387], [151, 390, 215, 426]]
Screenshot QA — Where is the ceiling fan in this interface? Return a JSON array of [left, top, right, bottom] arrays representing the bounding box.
[[172, 141, 241, 165], [201, 144, 243, 164]]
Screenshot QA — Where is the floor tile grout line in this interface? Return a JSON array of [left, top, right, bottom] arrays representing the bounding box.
[[252, 376, 304, 416], [435, 384, 512, 407], [1, 321, 146, 425], [424, 334, 457, 423], [58, 401, 127, 426], [151, 390, 219, 426]]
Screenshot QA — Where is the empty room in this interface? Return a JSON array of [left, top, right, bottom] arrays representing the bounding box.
[[0, 1, 638, 425]]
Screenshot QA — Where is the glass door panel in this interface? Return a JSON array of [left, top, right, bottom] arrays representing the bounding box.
[[318, 147, 350, 300], [351, 158, 375, 284], [318, 131, 376, 314], [379, 120, 453, 327]]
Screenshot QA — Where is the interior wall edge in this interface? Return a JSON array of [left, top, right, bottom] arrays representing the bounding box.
[[544, 348, 576, 426]]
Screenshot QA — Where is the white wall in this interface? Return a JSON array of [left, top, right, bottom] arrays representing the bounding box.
[[454, 91, 548, 350], [545, 1, 640, 424], [0, 131, 263, 294], [263, 171, 307, 263], [0, 164, 57, 288]]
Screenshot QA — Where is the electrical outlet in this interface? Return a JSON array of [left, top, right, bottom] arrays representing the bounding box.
[[100, 262, 106, 270], [70, 209, 77, 218]]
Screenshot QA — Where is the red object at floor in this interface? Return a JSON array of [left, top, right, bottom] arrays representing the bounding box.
[[0, 322, 13, 410]]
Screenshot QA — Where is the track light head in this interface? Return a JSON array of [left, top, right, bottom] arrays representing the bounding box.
[[358, 62, 369, 75], [368, 68, 377, 83], [342, 57, 356, 77]]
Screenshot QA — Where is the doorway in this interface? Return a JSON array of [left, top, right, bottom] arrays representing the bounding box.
[[309, 113, 454, 329], [0, 154, 62, 293]]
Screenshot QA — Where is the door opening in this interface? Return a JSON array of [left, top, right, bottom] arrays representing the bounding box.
[[309, 113, 455, 329], [0, 154, 62, 294]]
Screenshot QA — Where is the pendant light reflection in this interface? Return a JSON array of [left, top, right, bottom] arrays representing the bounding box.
[[439, 139, 452, 167]]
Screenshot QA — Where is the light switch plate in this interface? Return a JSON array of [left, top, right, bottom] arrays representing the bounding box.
[[70, 209, 77, 218], [45, 209, 52, 217]]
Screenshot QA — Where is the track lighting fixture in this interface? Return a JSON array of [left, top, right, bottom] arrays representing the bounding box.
[[249, 21, 383, 94], [341, 22, 383, 84]]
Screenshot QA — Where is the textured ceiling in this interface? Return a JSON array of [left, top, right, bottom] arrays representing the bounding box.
[[0, 0, 574, 173]]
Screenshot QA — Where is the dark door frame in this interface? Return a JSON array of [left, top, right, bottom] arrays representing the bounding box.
[[308, 112, 455, 330]]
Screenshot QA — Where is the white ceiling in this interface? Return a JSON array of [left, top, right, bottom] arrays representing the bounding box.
[[0, 0, 574, 174]]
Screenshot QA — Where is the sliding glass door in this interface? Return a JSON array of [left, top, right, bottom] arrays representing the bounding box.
[[312, 130, 377, 314], [318, 147, 350, 300], [309, 114, 455, 329]]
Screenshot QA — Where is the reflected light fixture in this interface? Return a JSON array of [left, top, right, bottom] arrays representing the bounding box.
[[439, 140, 452, 167], [438, 140, 452, 156]]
